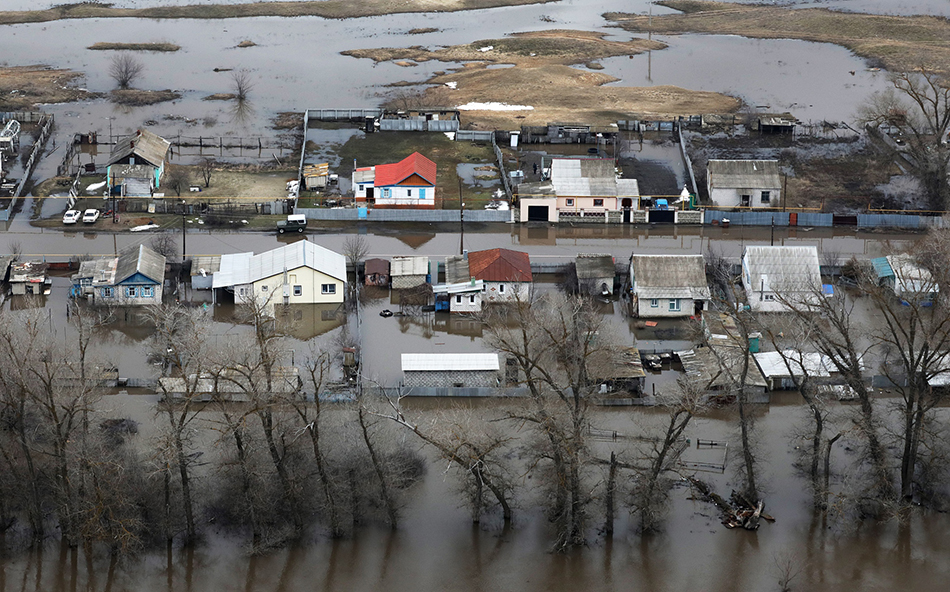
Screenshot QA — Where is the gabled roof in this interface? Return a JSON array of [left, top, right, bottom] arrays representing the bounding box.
[[743, 245, 821, 294], [115, 244, 165, 284], [549, 158, 639, 197], [373, 152, 436, 186], [468, 248, 532, 283], [631, 254, 710, 300], [212, 252, 254, 288], [247, 240, 346, 283], [108, 129, 170, 168], [402, 353, 499, 372], [576, 254, 615, 280], [708, 159, 781, 190], [754, 351, 831, 379]]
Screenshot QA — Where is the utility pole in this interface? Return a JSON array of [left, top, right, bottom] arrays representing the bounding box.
[[181, 201, 187, 261], [459, 177, 465, 255]]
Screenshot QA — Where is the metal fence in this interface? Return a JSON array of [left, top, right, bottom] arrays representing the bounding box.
[[456, 130, 494, 142], [704, 210, 790, 226], [294, 208, 510, 223], [306, 109, 382, 121], [703, 209, 935, 229], [382, 386, 528, 398], [0, 111, 46, 123]]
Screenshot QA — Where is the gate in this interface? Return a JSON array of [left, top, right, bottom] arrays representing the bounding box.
[[527, 205, 549, 222]]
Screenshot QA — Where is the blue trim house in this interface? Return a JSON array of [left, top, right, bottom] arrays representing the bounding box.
[[71, 244, 166, 305]]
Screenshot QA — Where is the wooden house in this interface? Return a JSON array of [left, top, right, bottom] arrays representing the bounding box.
[[353, 152, 436, 209], [364, 258, 391, 287], [106, 129, 170, 196]]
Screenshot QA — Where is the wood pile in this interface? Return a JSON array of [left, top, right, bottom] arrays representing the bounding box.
[[687, 476, 775, 530]]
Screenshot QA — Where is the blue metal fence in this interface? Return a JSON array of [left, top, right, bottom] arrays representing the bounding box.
[[294, 208, 510, 223]]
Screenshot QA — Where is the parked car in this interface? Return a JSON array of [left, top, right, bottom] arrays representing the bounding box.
[[82, 209, 100, 223], [63, 209, 81, 224], [277, 214, 307, 234]]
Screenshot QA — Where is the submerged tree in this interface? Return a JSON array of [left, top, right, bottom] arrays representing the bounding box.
[[109, 53, 144, 89], [857, 67, 950, 210]]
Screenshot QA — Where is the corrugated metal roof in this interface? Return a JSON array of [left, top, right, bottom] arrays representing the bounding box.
[[391, 256, 429, 277], [754, 351, 830, 379], [631, 255, 710, 299], [115, 244, 165, 284], [374, 152, 436, 186], [432, 280, 483, 295], [108, 129, 170, 168], [743, 246, 820, 294], [871, 256, 894, 279], [247, 240, 346, 283], [190, 256, 221, 277], [402, 353, 499, 372], [576, 254, 615, 279], [213, 252, 253, 288], [469, 248, 532, 282], [708, 159, 781, 190], [445, 254, 470, 284], [353, 167, 375, 184], [550, 158, 638, 197]]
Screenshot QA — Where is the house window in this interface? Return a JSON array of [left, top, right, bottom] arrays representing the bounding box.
[[482, 284, 487, 292], [456, 295, 462, 304], [764, 294, 775, 301], [407, 189, 412, 197], [761, 191, 771, 203], [593, 199, 604, 207], [469, 295, 476, 304], [669, 299, 681, 312], [383, 188, 391, 198], [239, 287, 247, 296], [650, 298, 659, 308], [125, 286, 136, 298], [499, 284, 505, 293], [142, 286, 153, 298], [565, 198, 575, 206], [293, 285, 302, 296], [261, 285, 269, 292], [321, 284, 336, 295], [102, 287, 114, 298], [741, 194, 751, 206]]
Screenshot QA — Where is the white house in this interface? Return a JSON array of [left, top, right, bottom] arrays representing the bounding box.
[[391, 256, 430, 289], [212, 240, 346, 311], [742, 245, 821, 312], [353, 152, 436, 209], [517, 157, 639, 223], [467, 248, 533, 303], [707, 159, 781, 209], [629, 254, 710, 317], [433, 280, 484, 314]]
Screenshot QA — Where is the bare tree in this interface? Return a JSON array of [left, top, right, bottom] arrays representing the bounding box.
[[109, 53, 145, 89], [231, 69, 255, 102], [198, 157, 215, 188], [342, 235, 369, 269], [149, 231, 179, 261], [857, 67, 950, 210], [164, 165, 190, 197]]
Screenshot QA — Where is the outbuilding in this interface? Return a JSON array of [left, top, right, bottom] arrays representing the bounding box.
[[707, 159, 781, 209], [401, 353, 500, 388]]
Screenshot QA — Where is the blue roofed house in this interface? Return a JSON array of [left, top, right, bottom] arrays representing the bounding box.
[[71, 244, 166, 305]]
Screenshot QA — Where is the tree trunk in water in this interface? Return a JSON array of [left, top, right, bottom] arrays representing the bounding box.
[[232, 429, 260, 546], [737, 395, 758, 502], [258, 410, 302, 536], [358, 406, 398, 529], [605, 452, 616, 536], [175, 436, 196, 544]]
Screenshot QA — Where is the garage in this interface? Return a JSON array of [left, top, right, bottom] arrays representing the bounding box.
[[650, 209, 676, 224], [527, 205, 550, 222]]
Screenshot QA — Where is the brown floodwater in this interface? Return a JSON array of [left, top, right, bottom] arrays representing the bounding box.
[[1, 400, 948, 592]]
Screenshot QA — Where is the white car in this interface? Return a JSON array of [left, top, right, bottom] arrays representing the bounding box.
[[82, 209, 100, 223], [63, 209, 81, 224]]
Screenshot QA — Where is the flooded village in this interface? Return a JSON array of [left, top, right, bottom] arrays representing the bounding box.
[[4, 1, 950, 591]]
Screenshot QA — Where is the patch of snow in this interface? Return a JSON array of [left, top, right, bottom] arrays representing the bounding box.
[[444, 132, 456, 140], [478, 46, 493, 52], [130, 224, 160, 232], [444, 81, 457, 89], [457, 102, 534, 111]]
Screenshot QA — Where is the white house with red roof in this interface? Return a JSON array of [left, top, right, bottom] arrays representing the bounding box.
[[352, 152, 437, 209], [468, 248, 533, 303]]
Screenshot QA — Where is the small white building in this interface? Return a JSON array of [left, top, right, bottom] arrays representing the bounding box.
[[753, 350, 831, 391], [575, 253, 616, 296], [212, 241, 346, 311], [402, 353, 500, 388], [707, 159, 781, 209], [629, 254, 710, 317], [742, 245, 821, 312], [391, 256, 430, 289], [433, 280, 484, 313]]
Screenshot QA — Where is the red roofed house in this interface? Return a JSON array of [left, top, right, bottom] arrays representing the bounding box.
[[352, 152, 437, 209], [468, 248, 533, 303]]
